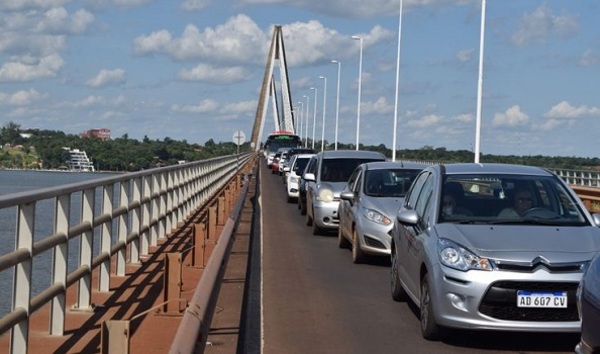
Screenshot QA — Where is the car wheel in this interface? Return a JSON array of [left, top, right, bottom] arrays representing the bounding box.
[[286, 195, 293, 203], [297, 198, 301, 210], [311, 218, 321, 235], [420, 273, 441, 341], [300, 198, 307, 215], [337, 226, 350, 249], [351, 229, 365, 264], [390, 246, 407, 301]]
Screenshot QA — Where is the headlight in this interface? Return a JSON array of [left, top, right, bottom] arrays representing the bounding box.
[[317, 188, 334, 202], [365, 209, 392, 225], [438, 238, 492, 271]]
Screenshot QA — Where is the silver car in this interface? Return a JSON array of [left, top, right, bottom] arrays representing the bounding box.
[[390, 163, 600, 340], [338, 161, 425, 263], [303, 150, 386, 235]]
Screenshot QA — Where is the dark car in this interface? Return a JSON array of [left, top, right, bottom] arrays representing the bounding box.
[[576, 252, 600, 354]]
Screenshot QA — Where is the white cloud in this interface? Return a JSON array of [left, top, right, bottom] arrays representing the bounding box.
[[0, 0, 69, 10], [35, 8, 94, 35], [86, 69, 126, 88], [579, 50, 600, 67], [361, 97, 393, 115], [544, 101, 600, 119], [171, 99, 220, 113], [0, 54, 64, 81], [456, 48, 474, 63], [134, 16, 393, 68], [407, 114, 442, 128], [178, 64, 248, 84], [221, 100, 257, 114], [0, 88, 44, 105], [454, 113, 473, 123], [511, 4, 578, 47], [134, 15, 267, 63], [492, 105, 529, 127], [181, 0, 211, 11], [535, 118, 564, 132]]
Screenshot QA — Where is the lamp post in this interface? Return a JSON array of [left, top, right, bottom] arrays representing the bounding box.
[[298, 101, 303, 140], [303, 95, 309, 147], [331, 60, 341, 150], [352, 35, 363, 151], [474, 0, 486, 163], [310, 87, 318, 150], [392, 0, 403, 162], [319, 76, 327, 152]]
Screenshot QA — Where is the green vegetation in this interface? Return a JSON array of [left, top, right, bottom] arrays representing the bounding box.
[[1, 122, 599, 172]]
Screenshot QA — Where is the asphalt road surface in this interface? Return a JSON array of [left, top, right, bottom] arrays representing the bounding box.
[[259, 161, 580, 354]]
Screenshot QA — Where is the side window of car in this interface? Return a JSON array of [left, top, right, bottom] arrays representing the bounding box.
[[415, 174, 435, 227], [346, 168, 360, 192], [405, 171, 430, 210], [352, 171, 363, 194]]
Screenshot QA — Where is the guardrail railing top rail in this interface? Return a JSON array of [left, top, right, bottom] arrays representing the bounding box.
[[0, 152, 252, 354]]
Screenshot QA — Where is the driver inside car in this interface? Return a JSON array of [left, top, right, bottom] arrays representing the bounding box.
[[498, 187, 533, 218]]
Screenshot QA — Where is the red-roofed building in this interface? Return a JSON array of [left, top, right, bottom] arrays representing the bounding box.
[[80, 128, 111, 140]]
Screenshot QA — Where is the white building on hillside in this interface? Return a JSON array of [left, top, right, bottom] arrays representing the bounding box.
[[65, 148, 95, 171]]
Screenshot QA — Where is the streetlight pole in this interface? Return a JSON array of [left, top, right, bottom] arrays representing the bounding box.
[[298, 101, 303, 141], [474, 0, 486, 163], [310, 87, 318, 150], [352, 35, 363, 151], [319, 76, 327, 152], [392, 0, 403, 162], [303, 95, 309, 148], [331, 60, 341, 150]]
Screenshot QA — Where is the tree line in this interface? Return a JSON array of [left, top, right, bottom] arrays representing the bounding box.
[[1, 122, 599, 172]]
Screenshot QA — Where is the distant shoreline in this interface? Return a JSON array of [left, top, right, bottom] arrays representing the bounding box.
[[0, 167, 124, 174]]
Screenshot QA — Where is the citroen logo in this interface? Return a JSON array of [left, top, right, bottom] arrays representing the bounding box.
[[531, 256, 551, 267]]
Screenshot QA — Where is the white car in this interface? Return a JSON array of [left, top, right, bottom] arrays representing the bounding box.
[[285, 153, 314, 202]]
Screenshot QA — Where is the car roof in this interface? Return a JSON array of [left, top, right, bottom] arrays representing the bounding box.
[[294, 153, 316, 159], [439, 163, 553, 176], [317, 149, 386, 160], [362, 161, 431, 171]]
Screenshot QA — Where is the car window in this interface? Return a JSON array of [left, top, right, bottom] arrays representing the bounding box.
[[364, 168, 421, 197], [293, 157, 311, 174], [320, 158, 385, 182], [439, 174, 588, 225], [405, 171, 430, 210]]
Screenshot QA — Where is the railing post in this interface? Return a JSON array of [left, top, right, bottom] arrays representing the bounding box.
[[117, 181, 128, 277], [99, 184, 113, 292], [163, 253, 182, 314], [217, 195, 226, 227], [11, 202, 35, 354], [76, 187, 95, 310], [192, 221, 207, 268], [101, 320, 130, 354], [50, 194, 70, 335]]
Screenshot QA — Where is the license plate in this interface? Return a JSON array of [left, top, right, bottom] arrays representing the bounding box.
[[517, 290, 568, 308]]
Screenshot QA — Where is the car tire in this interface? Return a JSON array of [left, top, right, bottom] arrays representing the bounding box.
[[300, 199, 306, 215], [390, 246, 407, 301], [312, 219, 321, 235], [351, 229, 365, 264], [420, 273, 441, 341], [338, 226, 350, 249]]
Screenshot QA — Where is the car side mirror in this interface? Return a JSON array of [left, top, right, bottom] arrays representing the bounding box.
[[283, 166, 290, 172], [397, 209, 419, 226], [592, 213, 600, 227], [303, 173, 316, 182], [340, 190, 355, 201]]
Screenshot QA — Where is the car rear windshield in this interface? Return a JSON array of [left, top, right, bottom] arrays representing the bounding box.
[[321, 158, 384, 182]]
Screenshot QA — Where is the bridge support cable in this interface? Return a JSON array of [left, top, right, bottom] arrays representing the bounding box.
[[251, 25, 295, 150]]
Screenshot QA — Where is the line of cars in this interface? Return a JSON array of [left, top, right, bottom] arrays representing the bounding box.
[[267, 151, 600, 351]]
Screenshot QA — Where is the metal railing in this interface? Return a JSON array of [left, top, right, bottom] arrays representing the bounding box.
[[0, 153, 252, 354]]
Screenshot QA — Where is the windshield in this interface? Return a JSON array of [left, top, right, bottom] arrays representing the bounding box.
[[364, 168, 421, 197], [439, 174, 589, 226], [321, 158, 385, 182]]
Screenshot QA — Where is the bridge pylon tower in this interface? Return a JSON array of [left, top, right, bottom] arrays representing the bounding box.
[[251, 25, 295, 151]]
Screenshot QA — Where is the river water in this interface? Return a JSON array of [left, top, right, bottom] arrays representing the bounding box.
[[0, 169, 119, 318]]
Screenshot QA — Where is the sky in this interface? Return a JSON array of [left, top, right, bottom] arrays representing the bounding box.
[[0, 0, 599, 158]]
